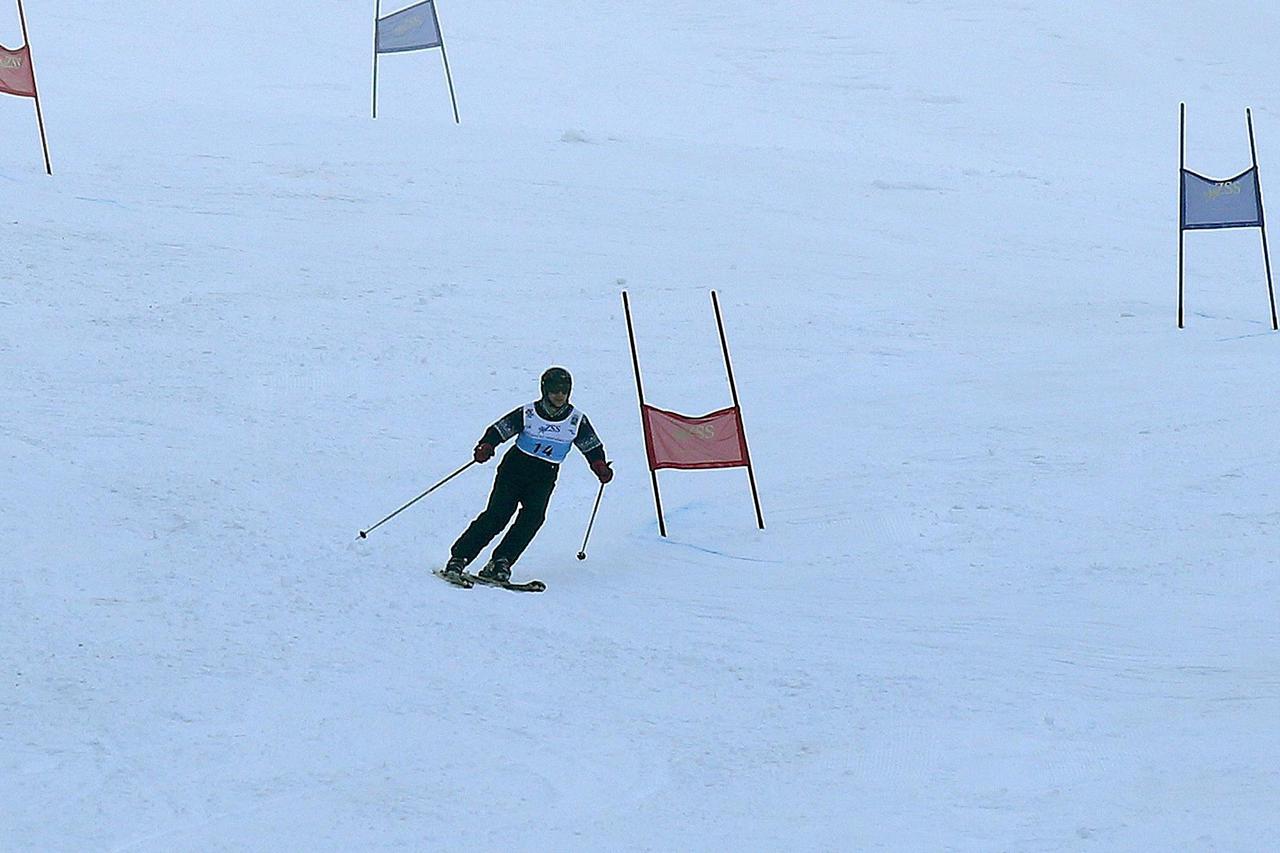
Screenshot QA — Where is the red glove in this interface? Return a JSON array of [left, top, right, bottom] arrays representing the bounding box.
[[474, 442, 495, 463], [590, 459, 614, 484]]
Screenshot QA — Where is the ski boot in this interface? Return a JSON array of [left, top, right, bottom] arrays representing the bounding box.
[[441, 556, 469, 582], [476, 557, 512, 584]]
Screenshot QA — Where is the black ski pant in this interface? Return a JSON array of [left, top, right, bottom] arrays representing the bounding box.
[[451, 450, 558, 566]]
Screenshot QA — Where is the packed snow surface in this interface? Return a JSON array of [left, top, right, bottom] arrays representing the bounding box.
[[3, 1, 1279, 849]]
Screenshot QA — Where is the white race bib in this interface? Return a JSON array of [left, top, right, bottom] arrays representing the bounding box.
[[514, 403, 582, 464]]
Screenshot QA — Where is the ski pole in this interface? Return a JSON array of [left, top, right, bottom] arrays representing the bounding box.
[[358, 460, 476, 539], [576, 481, 606, 560]]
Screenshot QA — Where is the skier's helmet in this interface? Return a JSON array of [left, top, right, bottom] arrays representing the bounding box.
[[541, 366, 572, 399]]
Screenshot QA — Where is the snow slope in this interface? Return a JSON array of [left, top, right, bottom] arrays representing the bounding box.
[[3, 1, 1279, 849]]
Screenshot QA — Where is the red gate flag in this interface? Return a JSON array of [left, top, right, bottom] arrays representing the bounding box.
[[642, 404, 748, 470], [0, 43, 35, 97]]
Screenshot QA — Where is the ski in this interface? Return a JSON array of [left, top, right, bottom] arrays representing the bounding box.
[[432, 568, 474, 588], [464, 572, 546, 593], [432, 568, 545, 592]]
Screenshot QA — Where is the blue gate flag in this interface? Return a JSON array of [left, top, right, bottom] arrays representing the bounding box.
[[1181, 167, 1263, 230], [376, 0, 442, 54]]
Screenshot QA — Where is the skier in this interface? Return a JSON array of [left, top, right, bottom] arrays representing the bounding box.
[[441, 366, 613, 583]]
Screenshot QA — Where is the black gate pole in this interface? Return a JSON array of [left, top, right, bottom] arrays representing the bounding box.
[[710, 290, 764, 530], [372, 0, 381, 118], [622, 290, 667, 537], [1178, 102, 1186, 329], [1247, 107, 1278, 330], [430, 1, 460, 124]]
